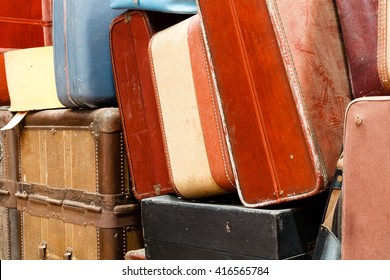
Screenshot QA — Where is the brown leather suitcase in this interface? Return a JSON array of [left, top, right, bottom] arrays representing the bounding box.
[[0, 109, 20, 260], [197, 0, 351, 207], [335, 0, 389, 98], [149, 14, 236, 199], [342, 97, 390, 260], [110, 11, 189, 200], [15, 108, 143, 260], [0, 49, 14, 106], [0, 0, 53, 48]]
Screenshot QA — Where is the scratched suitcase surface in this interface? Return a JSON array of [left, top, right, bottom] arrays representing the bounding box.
[[110, 11, 189, 200], [0, 0, 52, 48], [0, 109, 20, 260], [197, 0, 351, 207], [16, 108, 143, 260], [53, 0, 125, 108], [342, 97, 390, 259], [142, 194, 326, 260]]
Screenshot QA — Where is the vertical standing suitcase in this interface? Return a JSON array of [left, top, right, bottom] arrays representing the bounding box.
[[16, 108, 143, 260], [0, 0, 53, 48], [342, 97, 390, 260], [53, 0, 125, 108], [0, 109, 20, 260], [197, 0, 351, 207], [149, 14, 236, 199], [110, 11, 189, 199], [335, 0, 389, 98]]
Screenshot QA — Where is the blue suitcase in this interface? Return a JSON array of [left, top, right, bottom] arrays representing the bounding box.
[[53, 0, 125, 108]]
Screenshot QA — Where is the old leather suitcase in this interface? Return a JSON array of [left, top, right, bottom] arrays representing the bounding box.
[[0, 49, 14, 106], [335, 0, 389, 97], [0, 109, 20, 260], [110, 11, 189, 200], [142, 194, 326, 260], [0, 0, 52, 48], [53, 0, 125, 108], [197, 0, 351, 207], [149, 14, 236, 199], [342, 97, 390, 260], [15, 108, 144, 260]]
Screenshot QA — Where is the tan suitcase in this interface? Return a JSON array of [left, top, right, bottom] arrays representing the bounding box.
[[343, 97, 390, 259]]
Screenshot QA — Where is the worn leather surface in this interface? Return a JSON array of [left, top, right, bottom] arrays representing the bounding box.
[[149, 15, 236, 199], [198, 0, 351, 207], [53, 0, 125, 108], [342, 97, 390, 259], [0, 51, 10, 106], [336, 0, 388, 97], [110, 11, 174, 200], [0, 0, 52, 48]]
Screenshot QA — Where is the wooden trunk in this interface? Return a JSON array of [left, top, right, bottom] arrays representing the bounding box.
[[16, 108, 144, 260]]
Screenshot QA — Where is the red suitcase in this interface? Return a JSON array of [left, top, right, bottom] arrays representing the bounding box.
[[110, 11, 194, 199], [0, 49, 14, 106], [335, 0, 389, 98], [148, 14, 236, 199], [197, 0, 351, 206], [342, 97, 390, 260], [0, 0, 53, 48]]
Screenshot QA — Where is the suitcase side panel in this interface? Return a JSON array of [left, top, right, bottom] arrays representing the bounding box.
[[0, 0, 52, 48], [110, 12, 174, 199], [149, 17, 228, 198], [0, 52, 10, 106], [187, 15, 236, 192], [53, 0, 124, 108], [342, 97, 390, 259], [198, 0, 318, 205], [272, 0, 350, 185], [336, 0, 387, 97], [21, 211, 143, 260]]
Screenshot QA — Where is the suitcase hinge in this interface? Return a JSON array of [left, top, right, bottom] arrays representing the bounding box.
[[38, 241, 47, 260], [154, 184, 161, 196], [64, 248, 73, 260]]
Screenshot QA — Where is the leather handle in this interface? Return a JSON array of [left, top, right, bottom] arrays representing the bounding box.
[[63, 200, 102, 213]]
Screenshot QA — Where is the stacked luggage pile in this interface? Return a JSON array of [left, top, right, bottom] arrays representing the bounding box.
[[0, 0, 388, 260]]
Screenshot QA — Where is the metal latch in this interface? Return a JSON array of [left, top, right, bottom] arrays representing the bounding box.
[[64, 248, 73, 260], [38, 241, 47, 260]]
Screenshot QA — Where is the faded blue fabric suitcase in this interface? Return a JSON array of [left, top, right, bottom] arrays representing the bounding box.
[[53, 0, 125, 108], [110, 0, 197, 14]]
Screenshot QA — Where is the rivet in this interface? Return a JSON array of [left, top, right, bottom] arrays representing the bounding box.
[[337, 175, 343, 182], [289, 155, 294, 160], [356, 116, 363, 126]]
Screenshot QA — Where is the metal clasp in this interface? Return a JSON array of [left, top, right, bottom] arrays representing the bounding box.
[[64, 248, 73, 260], [38, 241, 47, 260]]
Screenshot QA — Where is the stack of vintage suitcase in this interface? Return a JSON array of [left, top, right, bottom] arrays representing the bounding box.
[[1, 0, 388, 261]]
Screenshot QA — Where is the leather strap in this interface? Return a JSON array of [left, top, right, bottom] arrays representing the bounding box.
[[0, 16, 52, 27]]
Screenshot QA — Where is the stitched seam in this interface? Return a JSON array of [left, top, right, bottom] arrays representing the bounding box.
[[148, 36, 177, 192], [378, 0, 390, 89], [198, 23, 235, 188]]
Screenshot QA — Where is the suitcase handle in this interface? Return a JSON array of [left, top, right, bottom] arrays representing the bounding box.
[[29, 194, 63, 206]]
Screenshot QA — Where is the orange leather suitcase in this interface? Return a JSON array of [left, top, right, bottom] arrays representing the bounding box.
[[0, 49, 14, 106], [342, 97, 390, 260], [197, 0, 351, 207], [0, 0, 52, 48], [149, 14, 236, 199], [110, 11, 188, 200]]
